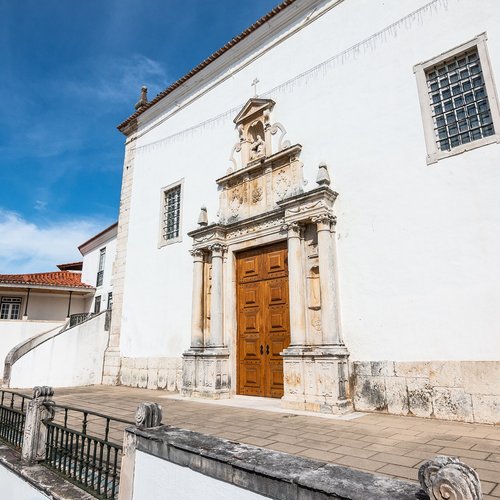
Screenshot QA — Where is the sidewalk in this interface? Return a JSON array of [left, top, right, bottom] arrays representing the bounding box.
[[41, 386, 500, 498]]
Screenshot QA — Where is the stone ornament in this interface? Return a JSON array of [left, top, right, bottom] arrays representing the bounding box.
[[197, 206, 208, 227], [134, 86, 148, 111], [316, 162, 331, 186], [32, 386, 54, 401], [418, 456, 482, 500], [135, 402, 163, 429]]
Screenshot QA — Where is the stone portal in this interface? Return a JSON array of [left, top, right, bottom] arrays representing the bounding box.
[[182, 98, 352, 414]]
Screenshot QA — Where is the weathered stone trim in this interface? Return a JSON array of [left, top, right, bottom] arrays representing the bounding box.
[[120, 357, 182, 391], [123, 425, 421, 500], [102, 129, 138, 386], [352, 360, 500, 424]]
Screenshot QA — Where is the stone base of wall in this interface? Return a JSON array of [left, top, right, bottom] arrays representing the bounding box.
[[352, 360, 500, 424], [120, 357, 182, 392]]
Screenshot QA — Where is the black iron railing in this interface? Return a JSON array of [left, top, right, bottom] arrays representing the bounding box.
[[44, 405, 133, 499], [0, 389, 31, 449], [69, 312, 93, 328]]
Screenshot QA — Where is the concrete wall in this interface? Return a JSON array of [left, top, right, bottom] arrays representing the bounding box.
[[119, 425, 419, 500], [9, 312, 109, 388], [0, 464, 48, 499], [0, 321, 63, 369], [133, 450, 266, 500]]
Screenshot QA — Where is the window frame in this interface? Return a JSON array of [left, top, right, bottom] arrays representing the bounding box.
[[414, 33, 500, 165], [0, 296, 22, 320], [94, 295, 101, 314], [158, 179, 184, 248]]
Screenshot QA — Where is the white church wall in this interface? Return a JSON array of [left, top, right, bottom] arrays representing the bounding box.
[[121, 0, 500, 364], [9, 312, 109, 388]]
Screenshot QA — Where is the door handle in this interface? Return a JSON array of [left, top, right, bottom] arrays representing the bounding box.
[[266, 345, 270, 355], [260, 345, 264, 355]]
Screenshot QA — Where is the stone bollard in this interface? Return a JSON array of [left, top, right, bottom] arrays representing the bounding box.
[[21, 386, 55, 465], [419, 455, 482, 500], [118, 402, 163, 500]]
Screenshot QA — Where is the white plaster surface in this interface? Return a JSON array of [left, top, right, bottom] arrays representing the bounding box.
[[81, 229, 117, 311], [9, 313, 109, 388], [0, 321, 63, 367], [0, 464, 48, 499], [119, 0, 500, 363], [133, 450, 266, 500]]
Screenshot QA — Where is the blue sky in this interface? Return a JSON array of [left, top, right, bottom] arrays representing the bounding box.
[[0, 0, 279, 273]]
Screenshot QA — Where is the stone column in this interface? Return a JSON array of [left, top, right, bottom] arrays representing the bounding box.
[[22, 386, 55, 464], [314, 213, 342, 345], [189, 249, 205, 349], [285, 223, 307, 347], [208, 244, 225, 348]]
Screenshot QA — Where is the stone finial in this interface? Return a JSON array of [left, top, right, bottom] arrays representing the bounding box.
[[32, 386, 54, 401], [134, 86, 148, 111], [135, 402, 162, 429], [198, 206, 208, 227], [316, 162, 331, 186], [418, 456, 482, 500]]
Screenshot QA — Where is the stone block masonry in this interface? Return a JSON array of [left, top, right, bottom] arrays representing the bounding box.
[[120, 357, 182, 392], [353, 360, 500, 424]]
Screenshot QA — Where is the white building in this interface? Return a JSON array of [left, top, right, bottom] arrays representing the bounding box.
[[79, 222, 118, 315], [102, 0, 500, 424]]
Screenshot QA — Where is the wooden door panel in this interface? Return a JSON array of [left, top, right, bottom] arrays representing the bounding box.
[[237, 243, 290, 399], [239, 254, 261, 282]]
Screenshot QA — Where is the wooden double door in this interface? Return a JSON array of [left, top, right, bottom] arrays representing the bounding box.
[[237, 242, 290, 398]]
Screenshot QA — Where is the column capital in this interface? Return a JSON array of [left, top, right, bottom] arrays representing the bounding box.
[[312, 212, 336, 231], [189, 248, 205, 261], [208, 243, 227, 256], [282, 222, 302, 238]]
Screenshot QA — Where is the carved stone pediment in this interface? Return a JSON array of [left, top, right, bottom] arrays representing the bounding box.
[[233, 98, 275, 126], [229, 98, 292, 173]]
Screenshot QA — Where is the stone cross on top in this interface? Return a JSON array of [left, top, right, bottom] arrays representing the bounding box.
[[251, 78, 260, 97]]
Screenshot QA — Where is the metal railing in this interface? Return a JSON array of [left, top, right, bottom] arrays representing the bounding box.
[[69, 312, 93, 328], [0, 389, 31, 449], [44, 404, 134, 499]]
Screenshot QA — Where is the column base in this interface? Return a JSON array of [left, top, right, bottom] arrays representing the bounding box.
[[281, 345, 352, 415], [182, 348, 230, 399]]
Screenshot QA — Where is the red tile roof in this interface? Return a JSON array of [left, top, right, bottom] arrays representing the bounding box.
[[0, 271, 93, 289], [117, 0, 296, 132], [56, 261, 83, 271]]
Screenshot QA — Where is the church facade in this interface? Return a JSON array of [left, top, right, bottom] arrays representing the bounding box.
[[105, 0, 500, 423]]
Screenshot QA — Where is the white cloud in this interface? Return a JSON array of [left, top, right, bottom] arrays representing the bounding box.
[[0, 210, 111, 274], [63, 54, 169, 105]]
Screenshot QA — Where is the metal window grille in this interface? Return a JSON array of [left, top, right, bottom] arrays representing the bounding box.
[[94, 296, 101, 314], [96, 270, 104, 287], [163, 185, 181, 241], [0, 297, 22, 320], [98, 248, 106, 271], [426, 47, 495, 152]]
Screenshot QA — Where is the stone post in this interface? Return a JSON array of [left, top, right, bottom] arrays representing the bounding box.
[[314, 213, 342, 345], [119, 402, 163, 500], [189, 249, 205, 349], [285, 222, 307, 347], [21, 386, 55, 465], [207, 244, 225, 348]]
